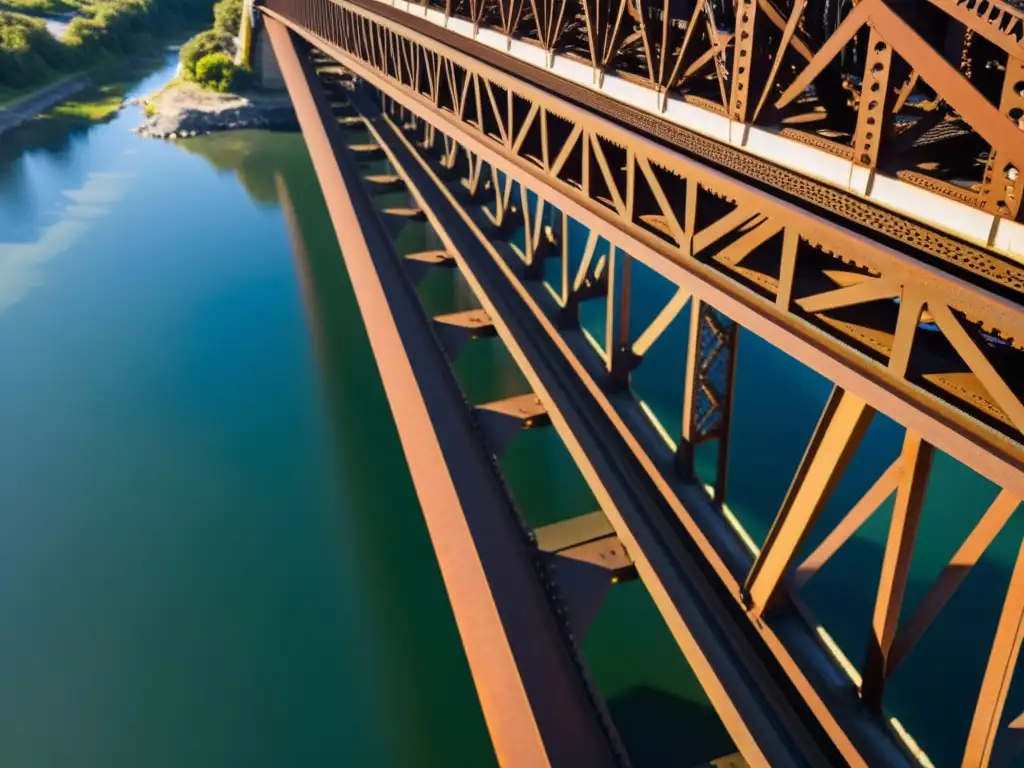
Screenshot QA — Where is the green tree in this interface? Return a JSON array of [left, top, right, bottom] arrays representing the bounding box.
[[1, 0, 217, 99], [194, 50, 236, 91], [0, 11, 70, 88], [212, 0, 242, 37], [179, 27, 230, 80]]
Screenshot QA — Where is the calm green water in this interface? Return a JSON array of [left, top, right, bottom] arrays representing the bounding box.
[[0, 55, 496, 767]]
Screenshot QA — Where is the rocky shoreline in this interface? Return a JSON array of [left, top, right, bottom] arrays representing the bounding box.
[[133, 80, 296, 140]]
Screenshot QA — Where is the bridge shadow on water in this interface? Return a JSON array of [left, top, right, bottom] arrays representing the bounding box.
[[607, 684, 735, 767], [174, 123, 1024, 766]]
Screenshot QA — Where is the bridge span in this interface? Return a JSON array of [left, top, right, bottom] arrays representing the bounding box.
[[247, 1, 1024, 765]]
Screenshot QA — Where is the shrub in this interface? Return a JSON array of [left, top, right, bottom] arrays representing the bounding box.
[[194, 50, 236, 92], [212, 0, 242, 37], [179, 28, 229, 80], [1, 0, 216, 97], [63, 14, 106, 51], [0, 0, 73, 14]]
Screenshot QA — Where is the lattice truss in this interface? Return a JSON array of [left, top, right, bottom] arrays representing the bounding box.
[[259, 4, 1024, 760], [267, 0, 1024, 465], [689, 304, 737, 443], [375, 84, 1024, 768], [243, 4, 1024, 757], [292, 0, 1024, 220], [369, 82, 1024, 766]]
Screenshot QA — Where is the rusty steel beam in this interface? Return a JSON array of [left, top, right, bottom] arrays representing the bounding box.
[[887, 489, 1022, 677], [860, 433, 935, 710], [348, 76, 918, 768], [791, 458, 903, 591], [962, 537, 1024, 767], [257, 0, 1024, 507], [263, 20, 620, 767], [744, 389, 875, 616], [343, 85, 840, 767]]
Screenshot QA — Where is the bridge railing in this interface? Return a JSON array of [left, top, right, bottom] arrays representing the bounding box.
[[271, 0, 1024, 256], [264, 0, 1024, 480]]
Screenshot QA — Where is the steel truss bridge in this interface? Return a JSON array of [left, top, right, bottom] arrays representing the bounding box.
[[246, 0, 1024, 764]]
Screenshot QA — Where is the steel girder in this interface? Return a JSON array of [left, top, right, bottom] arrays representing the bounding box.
[[266, 0, 1024, 492], [281, 0, 1024, 225], [263, 19, 624, 767], [262, 5, 1024, 767], [373, 82, 1024, 768]]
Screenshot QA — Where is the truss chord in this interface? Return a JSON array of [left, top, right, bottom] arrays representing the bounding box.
[[257, 4, 1024, 764]]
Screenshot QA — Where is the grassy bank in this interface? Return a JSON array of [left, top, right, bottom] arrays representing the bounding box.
[[39, 45, 184, 123], [0, 68, 69, 107], [50, 80, 131, 120]]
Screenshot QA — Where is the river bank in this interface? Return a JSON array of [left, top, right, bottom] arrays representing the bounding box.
[[0, 73, 90, 136], [0, 46, 501, 768], [134, 79, 296, 139]]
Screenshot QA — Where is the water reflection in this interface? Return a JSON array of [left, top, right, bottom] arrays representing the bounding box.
[[1, 66, 496, 765], [0, 171, 132, 313], [175, 133, 287, 205]]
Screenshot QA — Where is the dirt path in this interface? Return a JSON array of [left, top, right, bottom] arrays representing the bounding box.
[[0, 74, 91, 136]]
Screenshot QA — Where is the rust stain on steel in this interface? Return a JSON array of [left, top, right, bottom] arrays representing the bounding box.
[[349, 90, 857, 768], [272, 13, 1024, 505], [263, 19, 619, 768], [260, 2, 1024, 503]]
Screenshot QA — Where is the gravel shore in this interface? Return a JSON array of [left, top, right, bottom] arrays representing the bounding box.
[[134, 80, 296, 139]]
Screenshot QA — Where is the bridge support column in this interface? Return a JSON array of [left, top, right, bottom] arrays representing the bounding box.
[[252, 20, 286, 90], [236, 0, 254, 69]]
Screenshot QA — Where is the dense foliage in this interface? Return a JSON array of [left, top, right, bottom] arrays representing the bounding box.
[[0, 0, 213, 93], [179, 0, 245, 91], [0, 11, 70, 89], [0, 0, 76, 14], [178, 26, 229, 79], [194, 50, 235, 90], [211, 0, 239, 36]]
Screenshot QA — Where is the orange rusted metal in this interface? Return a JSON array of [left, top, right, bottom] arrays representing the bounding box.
[[258, 3, 1024, 765], [264, 19, 621, 767]]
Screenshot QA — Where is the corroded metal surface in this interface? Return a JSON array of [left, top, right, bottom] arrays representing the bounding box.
[[260, 0, 1024, 494], [263, 19, 622, 767], [261, 6, 1024, 767]]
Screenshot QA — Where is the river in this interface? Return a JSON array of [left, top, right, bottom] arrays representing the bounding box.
[[0, 47, 742, 767], [0, 53, 500, 767], [3, 47, 1023, 768]]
